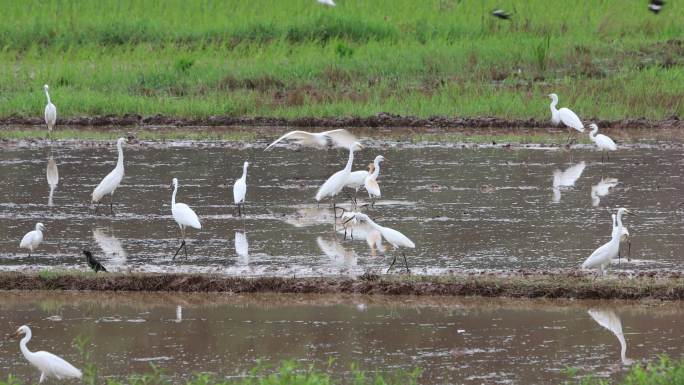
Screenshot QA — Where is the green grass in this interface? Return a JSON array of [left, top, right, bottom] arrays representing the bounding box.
[[0, 0, 683, 120], [569, 356, 684, 385], [0, 129, 259, 141]]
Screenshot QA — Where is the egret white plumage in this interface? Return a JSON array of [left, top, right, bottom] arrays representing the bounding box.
[[16, 325, 82, 383], [611, 213, 631, 262], [92, 137, 126, 214], [315, 142, 364, 210], [345, 155, 386, 203], [588, 309, 632, 365], [582, 208, 632, 275], [170, 178, 202, 259], [317, 0, 336, 6], [347, 213, 415, 273], [265, 129, 355, 150], [20, 223, 45, 257], [364, 155, 386, 206], [233, 161, 249, 216], [92, 228, 127, 263], [46, 156, 58, 207], [549, 93, 584, 143], [588, 124, 617, 162], [43, 85, 57, 132]]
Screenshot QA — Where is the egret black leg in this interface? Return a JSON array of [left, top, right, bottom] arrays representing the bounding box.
[[110, 195, 114, 215], [172, 240, 186, 260], [183, 240, 188, 259], [627, 241, 631, 262], [386, 255, 397, 273], [403, 253, 410, 273], [95, 202, 100, 214]]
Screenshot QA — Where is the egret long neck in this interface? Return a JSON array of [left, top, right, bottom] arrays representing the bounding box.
[[363, 216, 383, 232], [45, 90, 51, 104], [371, 159, 381, 179], [19, 333, 32, 360], [116, 142, 124, 170], [589, 127, 598, 140], [344, 147, 355, 172], [615, 211, 624, 239], [172, 185, 177, 206], [549, 98, 558, 113], [242, 164, 248, 179]]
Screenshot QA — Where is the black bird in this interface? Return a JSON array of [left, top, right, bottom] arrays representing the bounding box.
[[649, 0, 665, 14], [491, 9, 511, 20], [83, 250, 107, 273]]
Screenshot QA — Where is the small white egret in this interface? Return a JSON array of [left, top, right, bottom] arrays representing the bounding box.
[[552, 161, 586, 203], [364, 156, 386, 206], [588, 309, 632, 365], [591, 177, 619, 207], [46, 156, 58, 207], [233, 161, 249, 216], [316, 142, 364, 210], [16, 325, 82, 383], [170, 178, 202, 259], [20, 223, 45, 257], [43, 85, 57, 132], [582, 208, 632, 275], [317, 0, 336, 6], [588, 124, 617, 162], [265, 129, 355, 150], [345, 155, 386, 203], [92, 138, 127, 214], [348, 213, 415, 273], [549, 93, 584, 143]]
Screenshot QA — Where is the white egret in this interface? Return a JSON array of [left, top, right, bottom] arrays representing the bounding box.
[[82, 250, 107, 273], [46, 156, 58, 207], [92, 228, 127, 264], [265, 129, 355, 150], [92, 138, 126, 214], [316, 142, 364, 210], [548, 93, 584, 143], [611, 214, 631, 262], [345, 155, 385, 203], [16, 325, 82, 383], [588, 309, 632, 365], [232, 161, 249, 216], [170, 178, 202, 259], [43, 85, 57, 132], [20, 223, 45, 257], [588, 124, 617, 162], [552, 161, 586, 203], [364, 155, 386, 206], [317, 0, 336, 6], [348, 213, 415, 273], [582, 208, 632, 275]]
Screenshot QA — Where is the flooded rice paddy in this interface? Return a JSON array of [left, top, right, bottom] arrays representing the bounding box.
[[0, 134, 682, 276], [1, 292, 684, 384]]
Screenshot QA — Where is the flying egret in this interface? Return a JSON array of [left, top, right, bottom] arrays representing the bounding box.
[[16, 325, 82, 383], [83, 250, 107, 273], [92, 138, 127, 215], [46, 156, 58, 207], [588, 309, 633, 365], [265, 129, 356, 150], [591, 177, 619, 207], [170, 178, 202, 259], [649, 0, 664, 14], [233, 161, 249, 216], [582, 208, 632, 275], [548, 93, 584, 143], [552, 161, 586, 203], [20, 223, 45, 257], [317, 0, 336, 6], [316, 142, 364, 211], [491, 9, 511, 19], [588, 124, 617, 162], [364, 156, 386, 207], [43, 85, 57, 132], [347, 213, 415, 273]]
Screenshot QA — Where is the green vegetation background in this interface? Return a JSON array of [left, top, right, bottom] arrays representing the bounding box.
[[1, 0, 683, 120]]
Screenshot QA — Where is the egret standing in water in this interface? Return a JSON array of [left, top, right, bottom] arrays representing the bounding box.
[[549, 93, 584, 143], [364, 155, 386, 207], [265, 129, 355, 150], [233, 161, 249, 216], [20, 223, 45, 257], [170, 178, 201, 259], [347, 213, 415, 273], [588, 124, 617, 162], [16, 325, 82, 383], [92, 138, 127, 215], [43, 85, 57, 132], [611, 213, 631, 263], [345, 155, 386, 204], [582, 208, 632, 275], [316, 142, 364, 211]]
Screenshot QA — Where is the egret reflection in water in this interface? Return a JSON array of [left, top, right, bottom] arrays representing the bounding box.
[[552, 161, 586, 203], [588, 308, 633, 365], [92, 228, 127, 266], [234, 231, 249, 266], [591, 178, 620, 207], [46, 156, 59, 207], [316, 236, 358, 267]]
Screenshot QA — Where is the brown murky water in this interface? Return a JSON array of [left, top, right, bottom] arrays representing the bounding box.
[[0, 137, 682, 275], [1, 292, 683, 384]]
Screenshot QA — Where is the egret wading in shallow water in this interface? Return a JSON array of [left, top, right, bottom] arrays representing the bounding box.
[[265, 129, 355, 150], [588, 124, 617, 162], [233, 161, 249, 216], [548, 93, 584, 143], [316, 142, 364, 212], [170, 178, 202, 259], [582, 208, 633, 275], [364, 155, 386, 207], [20, 223, 45, 257], [346, 213, 415, 273], [345, 155, 386, 204], [43, 85, 56, 132], [46, 156, 58, 206], [16, 325, 82, 383], [83, 250, 107, 273], [92, 138, 127, 215]]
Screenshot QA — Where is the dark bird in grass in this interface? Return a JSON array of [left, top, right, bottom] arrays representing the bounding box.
[[491, 9, 512, 20], [83, 250, 107, 273], [649, 0, 665, 14]]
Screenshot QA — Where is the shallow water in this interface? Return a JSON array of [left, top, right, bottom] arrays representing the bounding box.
[[0, 137, 682, 275], [1, 292, 683, 384]]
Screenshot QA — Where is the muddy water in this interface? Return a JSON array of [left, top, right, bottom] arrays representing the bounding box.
[[0, 139, 682, 275], [1, 292, 683, 384]]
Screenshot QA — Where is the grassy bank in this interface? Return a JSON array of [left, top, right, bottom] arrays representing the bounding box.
[[4, 270, 684, 300], [0, 0, 683, 121]]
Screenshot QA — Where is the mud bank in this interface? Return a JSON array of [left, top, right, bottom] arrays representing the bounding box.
[[3, 271, 684, 300], [1, 113, 683, 130]]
